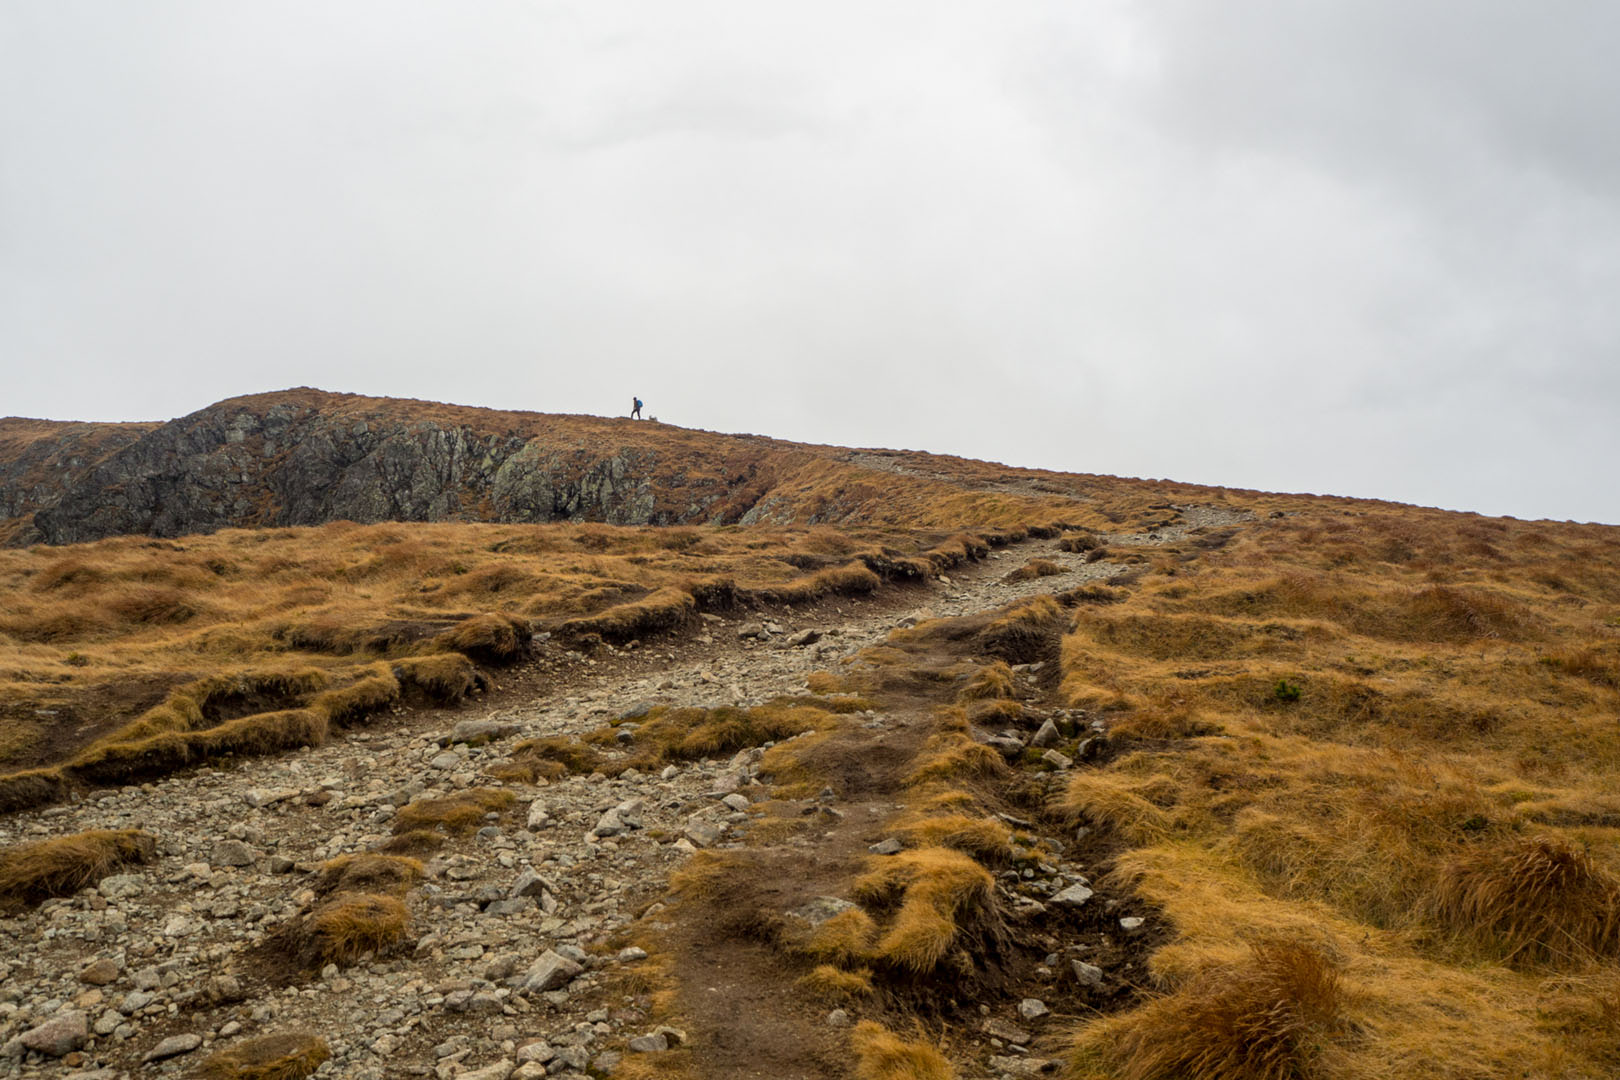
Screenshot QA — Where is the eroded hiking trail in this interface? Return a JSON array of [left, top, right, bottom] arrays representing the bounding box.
[[0, 507, 1252, 1080]]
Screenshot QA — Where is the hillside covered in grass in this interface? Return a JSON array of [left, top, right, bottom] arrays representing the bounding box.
[[3, 392, 1618, 1078]]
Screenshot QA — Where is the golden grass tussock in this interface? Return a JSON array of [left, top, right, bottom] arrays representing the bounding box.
[[667, 851, 754, 902], [64, 708, 329, 787], [0, 829, 155, 906], [803, 907, 879, 966], [956, 661, 1016, 702], [269, 893, 409, 968], [1077, 941, 1343, 1080], [1060, 770, 1178, 846], [978, 594, 1068, 664], [1426, 835, 1620, 966], [390, 788, 515, 835], [495, 735, 600, 783], [798, 963, 874, 1000], [1001, 558, 1066, 583], [556, 586, 696, 643], [904, 731, 1009, 787], [392, 653, 479, 701], [849, 1021, 956, 1080], [312, 854, 424, 898], [762, 562, 882, 604], [313, 664, 400, 726], [434, 612, 531, 661], [852, 848, 996, 973], [195, 1032, 332, 1080], [893, 813, 1014, 865]]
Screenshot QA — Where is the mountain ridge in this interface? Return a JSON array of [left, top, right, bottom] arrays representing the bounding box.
[[1, 387, 1269, 546]]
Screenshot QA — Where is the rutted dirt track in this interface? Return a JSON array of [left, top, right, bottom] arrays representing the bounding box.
[[0, 511, 1250, 1079]]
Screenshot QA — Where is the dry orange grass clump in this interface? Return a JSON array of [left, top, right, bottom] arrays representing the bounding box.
[[269, 893, 409, 969], [0, 828, 155, 906], [1428, 835, 1620, 966], [851, 847, 997, 973], [1078, 941, 1343, 1080], [849, 1021, 955, 1080], [195, 1031, 331, 1080]]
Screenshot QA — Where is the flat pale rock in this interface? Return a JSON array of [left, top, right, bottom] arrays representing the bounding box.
[[867, 838, 903, 855], [627, 1033, 669, 1053], [143, 1033, 202, 1062], [1018, 998, 1050, 1020], [1051, 883, 1094, 907], [458, 1060, 515, 1080], [20, 1012, 87, 1057]]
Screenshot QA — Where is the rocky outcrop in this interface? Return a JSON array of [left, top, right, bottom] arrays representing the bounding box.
[[15, 391, 789, 544], [6, 387, 1092, 546]]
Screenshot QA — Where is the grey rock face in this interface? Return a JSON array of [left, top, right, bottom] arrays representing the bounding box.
[[23, 394, 755, 543]]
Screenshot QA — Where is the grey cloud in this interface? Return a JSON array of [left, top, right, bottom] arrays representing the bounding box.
[[1, 1, 1616, 522]]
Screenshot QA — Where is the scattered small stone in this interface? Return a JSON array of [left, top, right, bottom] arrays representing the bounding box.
[[1030, 719, 1061, 748], [1072, 960, 1105, 988], [826, 1009, 850, 1027], [18, 1012, 87, 1057], [683, 822, 722, 848], [143, 1033, 202, 1062], [983, 1018, 1031, 1044], [522, 950, 584, 993], [1041, 748, 1073, 769], [868, 838, 903, 855], [1119, 916, 1145, 933], [1051, 883, 1094, 907], [211, 839, 260, 867], [627, 1033, 669, 1053], [79, 959, 119, 986], [1018, 998, 1050, 1020]]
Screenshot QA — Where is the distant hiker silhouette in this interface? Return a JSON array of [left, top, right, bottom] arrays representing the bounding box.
[[631, 397, 643, 419]]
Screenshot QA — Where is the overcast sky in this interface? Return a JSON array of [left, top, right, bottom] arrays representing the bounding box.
[[3, 3, 1618, 523]]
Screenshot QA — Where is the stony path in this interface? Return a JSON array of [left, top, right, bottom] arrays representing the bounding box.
[[0, 511, 1243, 1079]]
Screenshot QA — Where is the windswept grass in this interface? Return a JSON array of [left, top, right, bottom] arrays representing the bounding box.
[[0, 828, 155, 906], [852, 848, 998, 973], [850, 1021, 955, 1080], [268, 893, 409, 969], [1077, 941, 1343, 1080], [196, 1032, 331, 1080]]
